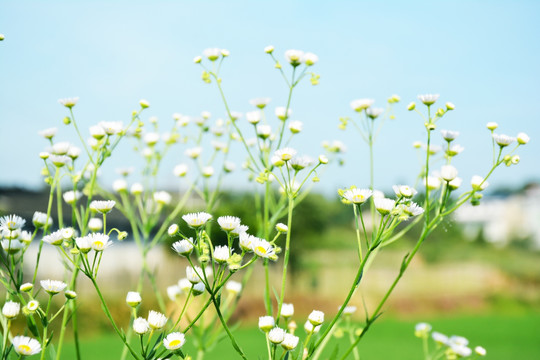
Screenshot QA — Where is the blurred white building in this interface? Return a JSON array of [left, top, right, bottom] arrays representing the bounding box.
[[454, 185, 540, 248]]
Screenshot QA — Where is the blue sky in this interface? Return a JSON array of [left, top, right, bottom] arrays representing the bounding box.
[[0, 0, 538, 195]]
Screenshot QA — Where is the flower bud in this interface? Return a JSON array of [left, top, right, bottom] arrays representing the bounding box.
[[486, 122, 498, 131], [517, 132, 529, 145], [407, 102, 416, 111]]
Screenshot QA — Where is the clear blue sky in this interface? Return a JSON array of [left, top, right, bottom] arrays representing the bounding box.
[[1, 0, 538, 195]]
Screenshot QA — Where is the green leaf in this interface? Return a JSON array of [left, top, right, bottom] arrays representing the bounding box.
[[26, 317, 40, 337]]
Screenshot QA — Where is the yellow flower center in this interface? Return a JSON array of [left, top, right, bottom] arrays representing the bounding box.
[[169, 339, 181, 347], [255, 246, 267, 255], [94, 241, 103, 248], [353, 195, 364, 203], [18, 344, 31, 354]]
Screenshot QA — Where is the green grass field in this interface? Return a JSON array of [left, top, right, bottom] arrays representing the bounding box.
[[58, 312, 540, 359]]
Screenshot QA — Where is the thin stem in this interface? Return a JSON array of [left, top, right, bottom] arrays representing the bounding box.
[[276, 195, 294, 325]]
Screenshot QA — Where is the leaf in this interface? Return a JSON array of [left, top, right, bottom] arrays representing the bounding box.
[[26, 317, 40, 337]]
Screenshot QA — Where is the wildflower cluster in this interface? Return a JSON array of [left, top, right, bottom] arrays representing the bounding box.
[[415, 322, 486, 359]]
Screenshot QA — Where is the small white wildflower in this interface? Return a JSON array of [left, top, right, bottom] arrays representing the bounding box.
[[58, 97, 79, 108], [471, 175, 489, 191], [2, 301, 20, 319], [217, 216, 241, 232], [350, 99, 374, 112], [202, 166, 214, 178], [426, 176, 441, 190], [449, 177, 462, 190], [342, 188, 373, 204], [133, 317, 150, 334], [308, 310, 324, 326], [126, 291, 142, 307], [32, 212, 51, 228], [414, 322, 432, 338], [264, 45, 274, 54], [99, 121, 123, 135], [276, 223, 288, 233], [12, 336, 41, 356], [259, 316, 275, 332], [154, 191, 172, 205], [89, 125, 106, 140], [432, 331, 448, 345], [88, 217, 103, 232], [268, 327, 286, 344], [112, 179, 128, 192], [89, 233, 112, 252], [275, 148, 297, 162], [304, 320, 321, 334], [284, 49, 304, 66], [517, 132, 529, 145], [366, 107, 384, 119], [275, 107, 292, 120], [173, 164, 188, 177], [252, 238, 276, 260], [289, 155, 312, 171], [182, 212, 212, 228], [440, 165, 458, 181], [39, 127, 58, 139], [441, 129, 459, 141], [226, 281, 242, 295], [42, 230, 64, 246], [63, 190, 82, 205], [486, 122, 498, 130], [172, 239, 194, 256], [231, 224, 249, 236], [417, 94, 440, 105], [147, 310, 168, 329], [213, 245, 230, 263], [281, 303, 294, 318], [256, 124, 272, 138], [89, 200, 116, 214], [392, 185, 417, 198], [303, 52, 318, 66], [185, 147, 202, 159], [186, 266, 203, 284], [492, 133, 516, 147], [163, 332, 186, 351], [40, 279, 67, 295], [374, 198, 396, 215], [203, 48, 221, 61], [475, 346, 487, 356], [281, 333, 300, 351], [288, 120, 303, 134], [343, 306, 357, 315], [144, 132, 160, 146]]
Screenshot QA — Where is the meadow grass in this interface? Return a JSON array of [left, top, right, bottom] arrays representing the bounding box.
[[60, 312, 540, 359]]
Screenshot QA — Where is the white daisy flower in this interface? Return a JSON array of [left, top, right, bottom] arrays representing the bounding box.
[[486, 122, 498, 130], [342, 188, 373, 204], [406, 203, 425, 217], [304, 320, 321, 334], [217, 216, 241, 232], [350, 99, 374, 112], [172, 239, 194, 256], [343, 306, 357, 315], [26, 300, 39, 312], [246, 111, 261, 125], [0, 215, 26, 231], [178, 278, 192, 293], [186, 266, 203, 284], [192, 282, 206, 296], [167, 285, 182, 301], [133, 317, 150, 335], [250, 97, 271, 109], [308, 310, 324, 326], [288, 120, 303, 134], [147, 310, 168, 330], [213, 245, 230, 263], [75, 236, 92, 253], [52, 142, 71, 155], [426, 176, 441, 190], [289, 155, 312, 171], [303, 52, 318, 66], [517, 132, 529, 145], [374, 198, 396, 215], [89, 200, 116, 214], [173, 164, 188, 177], [264, 45, 274, 54], [259, 316, 275, 332], [38, 127, 58, 139], [88, 217, 103, 232], [231, 224, 249, 236], [185, 147, 202, 159], [414, 322, 432, 337], [224, 161, 236, 173], [19, 231, 32, 244], [471, 175, 489, 191], [417, 94, 440, 105], [281, 333, 300, 351], [432, 331, 448, 345], [475, 346, 487, 356], [182, 212, 212, 228], [12, 336, 41, 356], [40, 279, 67, 295], [99, 121, 123, 135], [280, 303, 294, 318], [144, 132, 160, 146], [58, 97, 79, 108], [492, 133, 516, 147], [88, 233, 112, 252], [67, 146, 81, 159], [274, 148, 297, 162], [2, 301, 20, 319], [32, 212, 52, 228], [256, 124, 272, 138], [251, 238, 275, 259], [284, 49, 304, 66], [225, 281, 242, 295], [202, 166, 214, 178], [441, 129, 459, 141], [451, 345, 472, 357], [366, 107, 384, 119], [42, 230, 64, 246], [276, 223, 288, 233], [275, 107, 292, 120], [447, 144, 464, 156], [63, 190, 82, 205], [203, 48, 221, 61], [130, 183, 144, 195], [89, 125, 106, 140], [440, 165, 458, 181], [268, 327, 286, 344], [163, 332, 186, 350], [126, 291, 142, 307], [153, 191, 172, 205], [112, 179, 128, 192], [392, 185, 417, 198]]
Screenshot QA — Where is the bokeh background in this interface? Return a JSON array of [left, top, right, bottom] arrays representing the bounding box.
[[1, 1, 539, 359]]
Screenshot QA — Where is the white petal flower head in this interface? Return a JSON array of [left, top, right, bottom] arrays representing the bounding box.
[[276, 223, 288, 233], [1, 240, 23, 254], [172, 239, 194, 256], [343, 306, 357, 315], [350, 99, 374, 112], [163, 332, 186, 351], [185, 147, 202, 159], [203, 47, 221, 61], [303, 52, 318, 66], [264, 45, 274, 53], [178, 278, 192, 293], [417, 94, 440, 105], [63, 190, 82, 205], [486, 122, 498, 130], [88, 217, 103, 232], [213, 245, 230, 263], [173, 164, 189, 177], [52, 141, 71, 155], [432, 331, 449, 345], [27, 300, 39, 312], [167, 285, 182, 301], [49, 155, 71, 167], [447, 144, 464, 156], [281, 333, 300, 351], [130, 183, 144, 195], [449, 177, 462, 191], [32, 211, 52, 228], [147, 310, 168, 330], [2, 301, 20, 319], [231, 224, 249, 236], [90, 200, 116, 214], [448, 335, 469, 347], [275, 107, 292, 121], [275, 148, 297, 162], [250, 97, 271, 109], [374, 198, 396, 215], [239, 233, 257, 252], [218, 216, 241, 232], [246, 111, 261, 124], [281, 303, 294, 318], [226, 280, 242, 295], [186, 266, 203, 284], [256, 124, 272, 138], [133, 317, 150, 335], [284, 49, 304, 66], [89, 233, 112, 252], [343, 188, 373, 204], [475, 346, 487, 356], [492, 133, 516, 147], [19, 231, 32, 244], [39, 127, 58, 139], [289, 155, 313, 171], [224, 161, 236, 173], [308, 310, 324, 326], [441, 129, 459, 141], [41, 279, 67, 295], [392, 185, 417, 198], [414, 322, 432, 337], [153, 191, 172, 205], [288, 121, 303, 134], [112, 179, 128, 192], [61, 227, 75, 239], [67, 146, 81, 159], [99, 121, 124, 135], [440, 165, 458, 181], [58, 97, 79, 108], [12, 336, 41, 356], [75, 236, 92, 253], [252, 238, 276, 260], [304, 320, 321, 334], [144, 132, 160, 146], [451, 345, 472, 357], [182, 212, 212, 228], [366, 107, 384, 119], [1, 215, 26, 231], [268, 327, 286, 344], [42, 230, 64, 246], [471, 175, 489, 191], [126, 291, 142, 307], [517, 132, 529, 145], [202, 166, 214, 178], [259, 316, 275, 332], [406, 203, 425, 217], [89, 125, 106, 140], [426, 176, 442, 190]]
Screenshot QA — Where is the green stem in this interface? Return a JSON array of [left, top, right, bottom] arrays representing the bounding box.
[[276, 195, 294, 325]]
